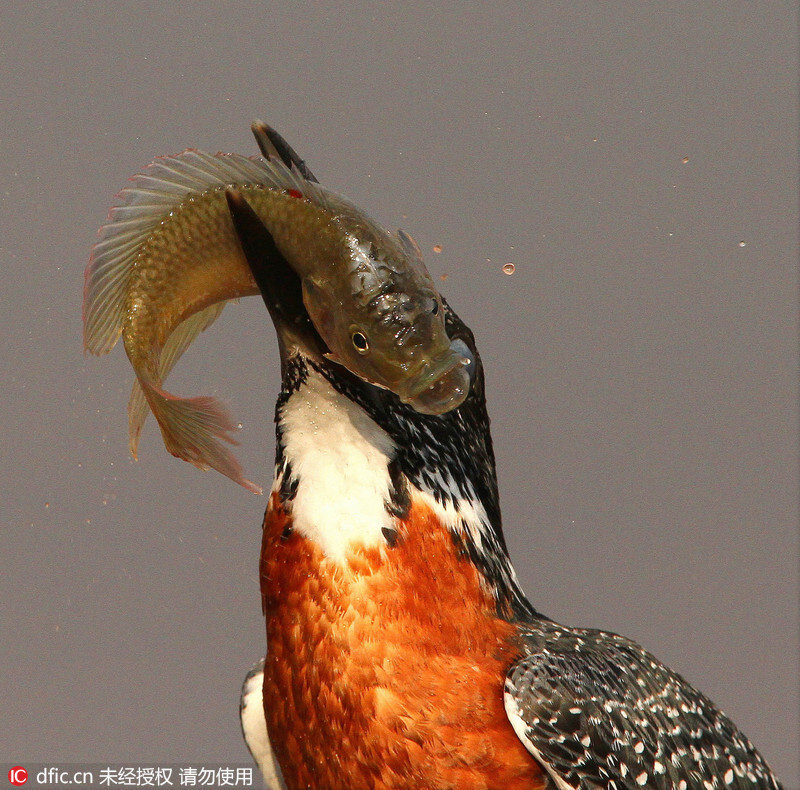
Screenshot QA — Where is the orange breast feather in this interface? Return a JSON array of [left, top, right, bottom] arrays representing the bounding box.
[[260, 492, 546, 790]]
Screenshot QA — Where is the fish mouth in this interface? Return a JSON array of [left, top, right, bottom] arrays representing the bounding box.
[[400, 343, 473, 415]]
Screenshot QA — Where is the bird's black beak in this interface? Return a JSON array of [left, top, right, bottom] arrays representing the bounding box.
[[250, 121, 319, 183], [225, 189, 326, 364]]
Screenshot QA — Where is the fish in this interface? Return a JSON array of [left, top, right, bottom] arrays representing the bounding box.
[[245, 123, 474, 416], [83, 126, 473, 492]]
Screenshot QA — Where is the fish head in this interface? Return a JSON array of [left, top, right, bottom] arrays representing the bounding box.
[[229, 185, 476, 417], [302, 256, 474, 416]]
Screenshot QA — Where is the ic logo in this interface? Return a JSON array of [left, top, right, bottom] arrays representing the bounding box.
[[8, 767, 28, 786]]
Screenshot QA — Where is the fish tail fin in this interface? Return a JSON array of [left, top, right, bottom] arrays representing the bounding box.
[[132, 378, 262, 495]]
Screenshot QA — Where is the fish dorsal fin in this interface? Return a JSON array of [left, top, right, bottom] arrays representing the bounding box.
[[83, 149, 325, 356]]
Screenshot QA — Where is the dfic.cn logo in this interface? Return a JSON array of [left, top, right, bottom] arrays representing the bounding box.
[[8, 767, 28, 786]]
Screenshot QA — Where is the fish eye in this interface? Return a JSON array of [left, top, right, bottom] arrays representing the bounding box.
[[351, 331, 370, 354]]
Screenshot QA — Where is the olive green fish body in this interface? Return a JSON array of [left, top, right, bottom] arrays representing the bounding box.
[[121, 186, 339, 374]]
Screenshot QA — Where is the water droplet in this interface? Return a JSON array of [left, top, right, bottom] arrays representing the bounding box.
[[682, 156, 689, 164], [433, 244, 443, 253], [738, 240, 746, 248], [502, 263, 516, 275]]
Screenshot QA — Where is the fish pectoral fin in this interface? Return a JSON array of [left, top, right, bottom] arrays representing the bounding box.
[[321, 350, 358, 377], [134, 378, 262, 495], [396, 228, 423, 259], [321, 352, 391, 393]]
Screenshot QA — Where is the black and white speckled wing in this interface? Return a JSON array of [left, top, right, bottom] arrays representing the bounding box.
[[504, 624, 783, 790]]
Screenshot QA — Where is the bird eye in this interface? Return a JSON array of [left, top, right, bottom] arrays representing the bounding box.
[[351, 331, 370, 354]]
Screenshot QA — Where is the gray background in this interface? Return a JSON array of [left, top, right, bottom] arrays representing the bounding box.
[[1, 2, 797, 784]]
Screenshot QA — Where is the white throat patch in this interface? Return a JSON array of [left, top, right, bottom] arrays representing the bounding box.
[[276, 369, 396, 563]]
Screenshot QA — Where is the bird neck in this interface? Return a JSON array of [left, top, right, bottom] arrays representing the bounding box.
[[271, 356, 538, 620]]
